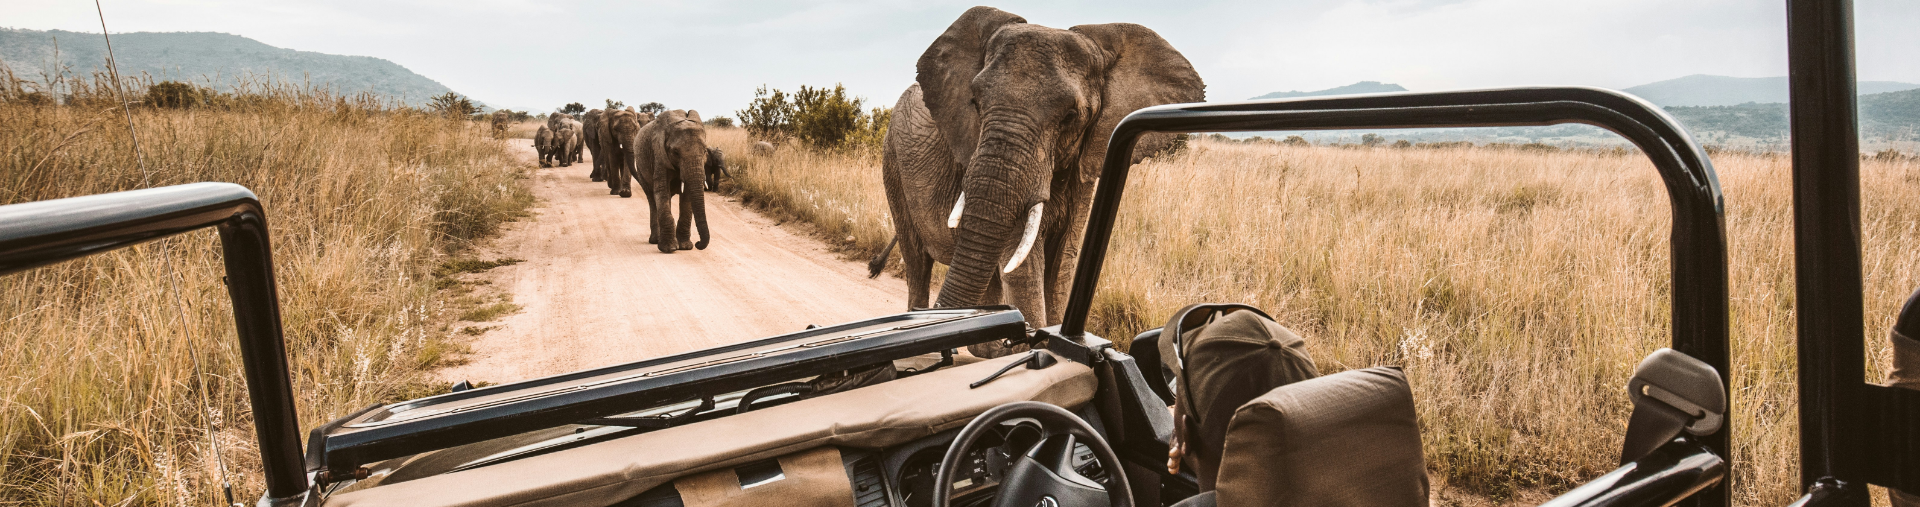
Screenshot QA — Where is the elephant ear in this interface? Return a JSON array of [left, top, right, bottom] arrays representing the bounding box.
[[1068, 22, 1205, 183], [685, 110, 702, 123], [916, 6, 1027, 168]]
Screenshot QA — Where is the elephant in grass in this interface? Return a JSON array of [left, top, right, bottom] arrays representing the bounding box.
[[870, 7, 1204, 355], [534, 125, 555, 167], [750, 141, 776, 156], [584, 109, 605, 181], [634, 109, 713, 252], [704, 147, 730, 191]]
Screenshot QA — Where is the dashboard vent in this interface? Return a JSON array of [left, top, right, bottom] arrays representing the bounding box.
[[844, 448, 891, 507]]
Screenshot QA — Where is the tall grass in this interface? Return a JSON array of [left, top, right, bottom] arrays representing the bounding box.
[[728, 135, 1919, 505], [0, 77, 532, 504]]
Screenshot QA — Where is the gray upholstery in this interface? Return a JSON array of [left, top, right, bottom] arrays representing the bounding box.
[[1214, 367, 1428, 507]]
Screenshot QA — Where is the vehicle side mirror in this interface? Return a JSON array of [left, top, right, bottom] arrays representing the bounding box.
[[1622, 348, 1726, 464]]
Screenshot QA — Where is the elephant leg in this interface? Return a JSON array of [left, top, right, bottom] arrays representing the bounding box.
[[901, 233, 932, 310], [966, 273, 1030, 358], [641, 183, 661, 245], [654, 187, 678, 253], [1001, 246, 1048, 331]]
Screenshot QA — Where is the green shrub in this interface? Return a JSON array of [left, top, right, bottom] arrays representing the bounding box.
[[705, 115, 735, 128], [740, 84, 890, 151]]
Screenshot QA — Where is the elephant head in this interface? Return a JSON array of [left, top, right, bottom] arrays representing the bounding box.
[[918, 7, 1205, 320]]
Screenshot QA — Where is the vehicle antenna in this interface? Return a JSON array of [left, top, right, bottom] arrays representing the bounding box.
[[93, 2, 241, 505]]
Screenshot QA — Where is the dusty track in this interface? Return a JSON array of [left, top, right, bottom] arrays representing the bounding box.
[[440, 140, 905, 384]]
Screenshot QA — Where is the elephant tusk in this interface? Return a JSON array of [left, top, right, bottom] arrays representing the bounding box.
[[948, 193, 966, 229], [1003, 202, 1044, 274]]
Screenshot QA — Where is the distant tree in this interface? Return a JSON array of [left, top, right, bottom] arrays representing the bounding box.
[[605, 99, 625, 111], [1282, 135, 1309, 146], [705, 115, 736, 128], [738, 85, 793, 142], [1392, 139, 1412, 149], [636, 102, 666, 115], [428, 92, 480, 118], [791, 84, 865, 149], [1360, 133, 1384, 147], [560, 102, 586, 115]]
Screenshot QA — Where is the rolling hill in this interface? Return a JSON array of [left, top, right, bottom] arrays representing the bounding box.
[[1623, 74, 1920, 107], [0, 28, 457, 106], [1250, 81, 1407, 100]]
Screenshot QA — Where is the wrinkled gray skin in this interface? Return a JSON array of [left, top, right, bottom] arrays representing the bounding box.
[[633, 109, 713, 252], [704, 147, 730, 191], [750, 141, 776, 156], [584, 109, 605, 181], [877, 7, 1204, 356], [534, 125, 556, 167]]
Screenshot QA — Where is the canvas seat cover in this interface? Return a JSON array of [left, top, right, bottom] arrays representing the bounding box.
[[1214, 367, 1428, 507]]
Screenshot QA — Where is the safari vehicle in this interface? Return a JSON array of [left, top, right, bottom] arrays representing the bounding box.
[[1, 3, 1913, 507]]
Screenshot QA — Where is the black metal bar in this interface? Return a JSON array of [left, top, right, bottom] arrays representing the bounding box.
[[1057, 88, 1730, 506], [0, 183, 310, 501], [1787, 1, 1868, 503], [1538, 439, 1726, 507]]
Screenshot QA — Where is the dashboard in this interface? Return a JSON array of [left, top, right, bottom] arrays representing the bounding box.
[[876, 418, 1108, 507]]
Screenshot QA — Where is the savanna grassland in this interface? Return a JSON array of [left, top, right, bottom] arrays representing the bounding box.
[[0, 73, 532, 504], [722, 132, 1920, 505]]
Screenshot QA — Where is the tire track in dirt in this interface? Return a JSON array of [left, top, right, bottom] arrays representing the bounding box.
[[439, 139, 905, 384]]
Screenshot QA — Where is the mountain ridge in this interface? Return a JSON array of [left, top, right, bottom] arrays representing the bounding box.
[[0, 28, 458, 106]]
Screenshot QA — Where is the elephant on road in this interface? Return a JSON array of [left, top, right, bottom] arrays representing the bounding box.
[[874, 7, 1203, 353], [561, 117, 585, 164], [534, 125, 555, 167], [634, 109, 713, 252], [553, 124, 579, 167], [584, 109, 605, 181], [602, 110, 646, 197]]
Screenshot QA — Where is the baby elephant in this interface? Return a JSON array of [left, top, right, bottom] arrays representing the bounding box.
[[534, 125, 555, 167], [703, 147, 730, 191], [635, 109, 714, 252]]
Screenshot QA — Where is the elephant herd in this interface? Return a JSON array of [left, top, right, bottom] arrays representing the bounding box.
[[870, 7, 1204, 356], [546, 107, 731, 253]]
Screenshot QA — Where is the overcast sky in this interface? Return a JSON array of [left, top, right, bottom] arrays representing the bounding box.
[[6, 0, 1918, 116]]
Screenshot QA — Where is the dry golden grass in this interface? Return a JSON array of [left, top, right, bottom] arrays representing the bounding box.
[[0, 91, 532, 504], [726, 134, 1919, 505]]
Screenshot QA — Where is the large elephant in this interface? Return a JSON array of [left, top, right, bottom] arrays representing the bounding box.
[[877, 7, 1204, 345], [703, 147, 730, 191], [534, 125, 555, 167], [583, 109, 605, 181], [602, 110, 641, 197], [634, 109, 713, 252]]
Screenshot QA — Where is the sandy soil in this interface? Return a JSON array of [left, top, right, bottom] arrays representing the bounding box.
[[440, 140, 906, 384]]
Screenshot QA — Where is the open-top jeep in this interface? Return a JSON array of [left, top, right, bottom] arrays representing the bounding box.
[[0, 3, 1911, 507]]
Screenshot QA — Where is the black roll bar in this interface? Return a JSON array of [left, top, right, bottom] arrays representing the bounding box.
[[0, 183, 309, 503], [1057, 87, 1731, 507], [1787, 0, 1920, 504]]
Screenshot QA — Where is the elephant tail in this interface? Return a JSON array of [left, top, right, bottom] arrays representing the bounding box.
[[867, 235, 898, 278]]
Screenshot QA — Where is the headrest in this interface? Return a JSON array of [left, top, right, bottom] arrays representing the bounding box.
[[1161, 304, 1318, 490], [1214, 367, 1428, 507]]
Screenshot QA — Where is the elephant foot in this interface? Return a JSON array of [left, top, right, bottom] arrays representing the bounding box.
[[619, 190, 632, 198], [609, 189, 619, 195], [591, 176, 604, 182], [648, 235, 658, 244], [658, 243, 677, 254], [679, 241, 695, 251]]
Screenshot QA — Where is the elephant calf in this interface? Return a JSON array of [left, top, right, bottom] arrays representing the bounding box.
[[703, 147, 730, 191], [553, 125, 579, 168], [534, 125, 555, 167], [635, 109, 714, 252]]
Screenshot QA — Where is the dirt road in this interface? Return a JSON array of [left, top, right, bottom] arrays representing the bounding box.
[[440, 140, 905, 384]]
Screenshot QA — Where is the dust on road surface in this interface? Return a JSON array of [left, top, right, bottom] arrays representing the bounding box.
[[440, 139, 906, 384]]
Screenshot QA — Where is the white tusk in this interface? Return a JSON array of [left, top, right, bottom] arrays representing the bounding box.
[[948, 193, 966, 229], [1003, 202, 1044, 274]]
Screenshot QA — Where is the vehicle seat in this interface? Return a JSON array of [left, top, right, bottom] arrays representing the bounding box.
[[1213, 367, 1427, 507]]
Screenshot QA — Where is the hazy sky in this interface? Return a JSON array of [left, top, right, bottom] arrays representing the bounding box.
[[6, 0, 1918, 116]]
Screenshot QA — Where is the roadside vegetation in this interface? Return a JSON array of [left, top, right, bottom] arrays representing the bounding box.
[[725, 128, 1918, 505], [0, 67, 532, 504]]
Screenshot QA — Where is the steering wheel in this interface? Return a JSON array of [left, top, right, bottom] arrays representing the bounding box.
[[932, 401, 1133, 507]]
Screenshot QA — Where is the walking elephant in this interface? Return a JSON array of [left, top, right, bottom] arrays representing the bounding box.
[[704, 147, 730, 191], [561, 117, 585, 164], [584, 109, 605, 181], [873, 7, 1203, 353], [602, 110, 643, 197], [534, 125, 555, 167], [553, 124, 579, 167], [634, 109, 713, 252]]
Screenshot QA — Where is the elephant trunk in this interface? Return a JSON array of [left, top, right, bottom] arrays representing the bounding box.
[[691, 173, 711, 249], [934, 153, 1031, 309]]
